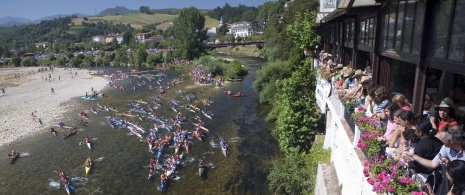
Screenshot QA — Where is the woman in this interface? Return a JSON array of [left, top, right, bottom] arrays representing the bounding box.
[[445, 160, 465, 195], [371, 86, 391, 118], [430, 98, 457, 132], [388, 110, 416, 155], [392, 94, 412, 111], [406, 121, 443, 193]]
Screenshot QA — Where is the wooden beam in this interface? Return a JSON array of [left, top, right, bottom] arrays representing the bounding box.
[[412, 0, 434, 115]]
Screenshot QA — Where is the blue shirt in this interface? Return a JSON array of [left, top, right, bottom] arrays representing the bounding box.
[[432, 145, 465, 166], [375, 99, 389, 114]]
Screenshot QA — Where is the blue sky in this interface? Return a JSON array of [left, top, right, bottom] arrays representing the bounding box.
[[1, 0, 273, 20]]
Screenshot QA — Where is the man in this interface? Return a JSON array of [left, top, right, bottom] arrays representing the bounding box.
[[407, 125, 465, 168], [407, 125, 464, 194]]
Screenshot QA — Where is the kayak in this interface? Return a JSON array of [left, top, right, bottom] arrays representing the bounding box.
[[64, 184, 71, 195], [107, 118, 116, 129], [202, 110, 212, 119], [160, 181, 166, 192], [10, 152, 19, 164], [51, 130, 57, 136], [63, 130, 77, 139], [81, 96, 98, 101], [221, 142, 228, 157], [174, 143, 180, 154], [86, 140, 92, 150], [85, 158, 92, 175], [198, 166, 204, 177], [232, 93, 246, 97], [157, 149, 162, 159], [193, 131, 203, 142], [184, 141, 189, 153]]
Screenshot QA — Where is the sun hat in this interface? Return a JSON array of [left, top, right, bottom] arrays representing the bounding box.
[[343, 69, 355, 77], [437, 97, 454, 108], [360, 76, 372, 84], [334, 64, 343, 70], [352, 69, 366, 78]]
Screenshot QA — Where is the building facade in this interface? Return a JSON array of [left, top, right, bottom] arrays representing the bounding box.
[[312, 0, 465, 194]]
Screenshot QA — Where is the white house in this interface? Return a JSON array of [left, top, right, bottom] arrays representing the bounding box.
[[228, 21, 253, 38], [135, 33, 150, 42], [207, 27, 217, 37], [92, 35, 105, 44]]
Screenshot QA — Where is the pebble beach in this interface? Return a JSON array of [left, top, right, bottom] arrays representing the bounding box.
[[0, 67, 108, 148]]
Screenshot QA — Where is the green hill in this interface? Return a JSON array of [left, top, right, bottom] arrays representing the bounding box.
[[72, 13, 219, 30]]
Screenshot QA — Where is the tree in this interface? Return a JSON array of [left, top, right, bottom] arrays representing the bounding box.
[[241, 10, 257, 22], [21, 57, 36, 67], [9, 56, 21, 67], [83, 55, 94, 66], [135, 47, 148, 66], [139, 6, 151, 14], [171, 7, 208, 60]]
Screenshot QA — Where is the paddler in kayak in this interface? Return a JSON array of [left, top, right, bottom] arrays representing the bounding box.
[[51, 128, 57, 136], [10, 150, 17, 157], [84, 157, 91, 167]]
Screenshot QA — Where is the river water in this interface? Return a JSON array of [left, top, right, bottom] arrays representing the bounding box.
[[0, 55, 279, 195]]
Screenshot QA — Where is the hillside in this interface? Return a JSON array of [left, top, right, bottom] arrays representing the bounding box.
[[72, 13, 218, 30], [156, 16, 219, 30], [98, 6, 137, 16]]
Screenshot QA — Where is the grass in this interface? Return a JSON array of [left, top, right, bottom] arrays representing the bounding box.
[[72, 13, 219, 30], [212, 45, 262, 57], [72, 13, 177, 29]]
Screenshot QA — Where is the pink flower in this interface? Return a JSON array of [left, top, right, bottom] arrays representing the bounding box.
[[410, 192, 425, 195], [363, 168, 369, 177], [387, 186, 394, 192], [382, 178, 389, 186], [363, 161, 369, 167], [367, 178, 375, 185], [390, 173, 396, 178]]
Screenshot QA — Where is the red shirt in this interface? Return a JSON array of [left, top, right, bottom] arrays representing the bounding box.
[[437, 120, 458, 132]]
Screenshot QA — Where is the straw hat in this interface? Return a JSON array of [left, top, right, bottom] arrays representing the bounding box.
[[360, 76, 372, 84], [352, 69, 366, 78], [343, 69, 355, 77], [334, 64, 343, 70]]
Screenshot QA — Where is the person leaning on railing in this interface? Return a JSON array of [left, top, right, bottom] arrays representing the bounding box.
[[406, 125, 465, 194], [400, 121, 444, 194]]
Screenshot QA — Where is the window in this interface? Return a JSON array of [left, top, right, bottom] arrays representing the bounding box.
[[387, 4, 397, 49], [448, 0, 465, 61], [429, 0, 453, 58], [395, 2, 406, 50], [369, 18, 375, 46], [412, 1, 425, 54], [402, 1, 415, 53], [390, 59, 416, 101]]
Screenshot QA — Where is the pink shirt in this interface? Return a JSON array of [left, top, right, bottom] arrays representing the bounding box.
[[384, 120, 397, 140]]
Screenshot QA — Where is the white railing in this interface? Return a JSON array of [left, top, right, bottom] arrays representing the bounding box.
[[315, 72, 375, 195]]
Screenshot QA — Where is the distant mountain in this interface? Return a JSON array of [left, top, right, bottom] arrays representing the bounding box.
[[32, 13, 91, 23], [0, 13, 91, 27], [0, 16, 31, 26], [99, 6, 137, 16]]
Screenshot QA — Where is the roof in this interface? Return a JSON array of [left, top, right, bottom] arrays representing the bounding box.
[[315, 0, 380, 26]]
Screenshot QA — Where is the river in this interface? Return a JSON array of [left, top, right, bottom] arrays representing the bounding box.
[[0, 55, 280, 195]]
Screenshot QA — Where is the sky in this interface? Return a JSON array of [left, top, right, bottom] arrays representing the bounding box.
[[0, 0, 273, 20]]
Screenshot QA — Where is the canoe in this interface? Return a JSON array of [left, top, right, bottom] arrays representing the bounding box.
[[52, 131, 57, 136], [10, 152, 19, 164], [81, 96, 98, 101], [228, 78, 242, 82], [85, 159, 92, 175]]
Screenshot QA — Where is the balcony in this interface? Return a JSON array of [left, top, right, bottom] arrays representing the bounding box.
[[314, 70, 375, 195]]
